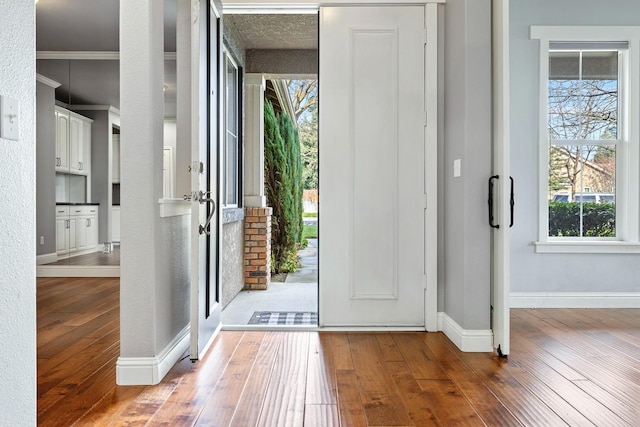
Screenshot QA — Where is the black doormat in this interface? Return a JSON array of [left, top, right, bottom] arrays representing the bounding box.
[[248, 311, 318, 325]]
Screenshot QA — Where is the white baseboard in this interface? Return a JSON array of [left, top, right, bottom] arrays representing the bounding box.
[[511, 292, 640, 308], [437, 312, 493, 352], [36, 265, 120, 277], [116, 324, 190, 385], [36, 253, 57, 265]]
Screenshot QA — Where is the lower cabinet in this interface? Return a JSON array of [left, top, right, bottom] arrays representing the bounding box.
[[56, 205, 99, 258]]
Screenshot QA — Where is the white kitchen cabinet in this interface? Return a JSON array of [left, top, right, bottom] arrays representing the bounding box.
[[55, 205, 99, 258], [55, 111, 69, 172], [112, 206, 120, 242], [112, 134, 120, 183], [55, 106, 92, 175]]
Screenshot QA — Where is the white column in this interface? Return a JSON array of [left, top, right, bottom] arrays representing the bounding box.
[[118, 0, 164, 376], [244, 73, 267, 207], [175, 0, 191, 198]]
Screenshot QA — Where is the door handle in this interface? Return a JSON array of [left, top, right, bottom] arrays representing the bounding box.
[[488, 175, 499, 229], [197, 191, 216, 235]]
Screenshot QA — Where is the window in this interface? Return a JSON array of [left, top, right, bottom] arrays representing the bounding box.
[[223, 50, 242, 207], [531, 27, 640, 253]]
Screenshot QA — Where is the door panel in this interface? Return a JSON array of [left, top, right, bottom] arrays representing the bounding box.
[[319, 6, 426, 327], [190, 0, 222, 360]]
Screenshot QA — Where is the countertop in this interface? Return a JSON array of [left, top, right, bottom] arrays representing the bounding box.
[[56, 202, 100, 206]]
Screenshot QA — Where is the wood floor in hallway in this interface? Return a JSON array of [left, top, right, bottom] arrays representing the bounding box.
[[38, 277, 640, 426]]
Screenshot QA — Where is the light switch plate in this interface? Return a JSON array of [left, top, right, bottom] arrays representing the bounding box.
[[0, 96, 19, 141], [453, 159, 461, 177]]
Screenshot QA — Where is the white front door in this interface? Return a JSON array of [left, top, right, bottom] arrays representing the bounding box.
[[190, 0, 222, 360], [319, 5, 429, 327]]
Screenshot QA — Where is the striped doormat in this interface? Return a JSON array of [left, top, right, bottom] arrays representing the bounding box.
[[248, 311, 318, 325]]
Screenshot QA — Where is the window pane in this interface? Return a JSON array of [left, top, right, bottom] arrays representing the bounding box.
[[548, 145, 616, 237], [548, 50, 619, 140], [226, 132, 238, 205], [226, 59, 237, 133], [582, 51, 618, 140]]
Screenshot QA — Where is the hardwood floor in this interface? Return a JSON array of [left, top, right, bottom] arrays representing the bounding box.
[[37, 278, 640, 426], [44, 246, 120, 266]]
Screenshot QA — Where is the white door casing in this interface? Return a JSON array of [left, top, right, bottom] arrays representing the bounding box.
[[190, 0, 222, 360], [319, 5, 435, 327]]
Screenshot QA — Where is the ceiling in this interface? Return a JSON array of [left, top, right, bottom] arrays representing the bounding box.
[[225, 14, 318, 50], [35, 0, 317, 116]]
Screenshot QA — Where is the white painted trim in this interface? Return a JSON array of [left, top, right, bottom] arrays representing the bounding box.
[[318, 326, 426, 331], [511, 292, 640, 308], [531, 26, 640, 41], [36, 74, 61, 88], [424, 2, 439, 333], [36, 51, 177, 61], [36, 265, 120, 277], [437, 312, 493, 352], [159, 198, 191, 217], [116, 325, 190, 385], [223, 0, 446, 14], [534, 241, 640, 254], [36, 253, 58, 265]]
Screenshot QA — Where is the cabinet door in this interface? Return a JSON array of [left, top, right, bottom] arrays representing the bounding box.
[[56, 218, 69, 254], [56, 111, 69, 172], [69, 117, 83, 174], [68, 217, 78, 252], [86, 215, 98, 248]]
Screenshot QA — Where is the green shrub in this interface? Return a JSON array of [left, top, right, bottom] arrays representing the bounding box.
[[264, 101, 304, 273], [548, 202, 615, 237]]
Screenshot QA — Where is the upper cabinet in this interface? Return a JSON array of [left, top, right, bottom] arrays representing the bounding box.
[[55, 106, 92, 176]]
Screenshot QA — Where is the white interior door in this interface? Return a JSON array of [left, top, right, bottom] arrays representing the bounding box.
[[491, 0, 511, 357], [319, 5, 428, 327], [190, 0, 222, 360]]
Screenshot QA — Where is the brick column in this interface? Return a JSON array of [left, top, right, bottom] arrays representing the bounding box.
[[244, 207, 272, 290]]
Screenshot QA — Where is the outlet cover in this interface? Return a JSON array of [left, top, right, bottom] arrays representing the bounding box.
[[453, 159, 461, 177], [1, 96, 19, 141]]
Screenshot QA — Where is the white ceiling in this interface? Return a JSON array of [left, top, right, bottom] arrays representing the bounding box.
[[35, 1, 317, 116]]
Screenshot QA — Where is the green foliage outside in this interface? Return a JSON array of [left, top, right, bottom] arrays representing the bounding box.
[[302, 212, 318, 218], [299, 110, 318, 189], [264, 100, 304, 273], [302, 224, 318, 240], [549, 202, 615, 237]]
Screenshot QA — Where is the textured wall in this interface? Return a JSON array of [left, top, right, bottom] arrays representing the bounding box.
[[36, 81, 57, 256], [120, 0, 189, 366], [222, 220, 245, 308], [246, 49, 318, 75], [0, 0, 37, 424], [510, 0, 640, 295], [441, 0, 492, 330]]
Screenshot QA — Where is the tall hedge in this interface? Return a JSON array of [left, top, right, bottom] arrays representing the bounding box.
[[264, 101, 304, 272], [548, 202, 615, 237]]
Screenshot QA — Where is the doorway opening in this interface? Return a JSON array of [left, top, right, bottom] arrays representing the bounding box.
[[220, 12, 320, 328]]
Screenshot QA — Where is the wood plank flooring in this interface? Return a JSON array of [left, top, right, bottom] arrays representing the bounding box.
[[44, 246, 120, 266], [38, 278, 640, 426]]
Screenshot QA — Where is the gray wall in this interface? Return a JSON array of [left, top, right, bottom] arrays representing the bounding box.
[[221, 221, 245, 308], [78, 109, 111, 244], [36, 81, 57, 256], [0, 0, 37, 424], [440, 0, 492, 330], [120, 0, 189, 361], [510, 0, 640, 294]]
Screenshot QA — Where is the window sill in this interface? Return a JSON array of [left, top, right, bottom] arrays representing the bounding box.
[[222, 207, 244, 224], [158, 198, 190, 218], [534, 241, 640, 254]]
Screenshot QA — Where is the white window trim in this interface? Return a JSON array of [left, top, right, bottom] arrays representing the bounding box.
[[223, 48, 241, 208], [531, 26, 640, 254]]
